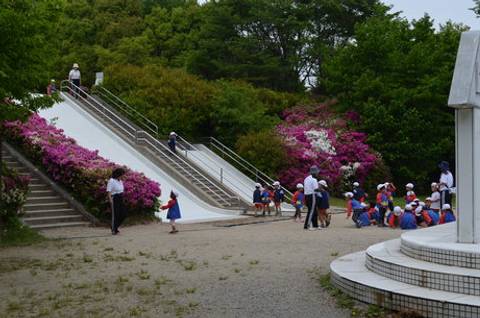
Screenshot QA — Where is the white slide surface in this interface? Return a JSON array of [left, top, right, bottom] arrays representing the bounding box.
[[186, 144, 294, 212], [39, 95, 241, 223]]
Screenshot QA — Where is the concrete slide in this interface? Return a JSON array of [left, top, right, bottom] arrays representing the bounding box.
[[186, 144, 295, 212], [39, 97, 242, 223]]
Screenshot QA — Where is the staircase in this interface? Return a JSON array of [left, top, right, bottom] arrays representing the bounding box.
[[61, 82, 247, 210], [2, 147, 90, 230]]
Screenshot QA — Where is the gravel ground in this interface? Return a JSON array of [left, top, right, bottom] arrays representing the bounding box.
[[0, 214, 402, 318]]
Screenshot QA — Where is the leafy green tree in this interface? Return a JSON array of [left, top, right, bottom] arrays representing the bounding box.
[[323, 15, 465, 191], [187, 0, 386, 92]]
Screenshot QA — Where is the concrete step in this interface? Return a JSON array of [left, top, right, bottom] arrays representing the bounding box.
[[30, 189, 56, 197], [331, 251, 480, 318], [24, 202, 70, 211], [26, 196, 63, 204], [23, 208, 78, 218], [29, 221, 90, 230], [23, 215, 85, 225], [29, 184, 50, 191], [29, 178, 45, 185], [365, 239, 480, 296]]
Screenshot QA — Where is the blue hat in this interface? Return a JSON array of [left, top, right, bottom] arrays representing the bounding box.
[[438, 161, 449, 170]]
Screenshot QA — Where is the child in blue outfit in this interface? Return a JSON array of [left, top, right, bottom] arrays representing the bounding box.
[[399, 204, 417, 230], [292, 183, 305, 222], [253, 183, 263, 216], [440, 204, 456, 224], [161, 191, 181, 234], [261, 186, 273, 216]]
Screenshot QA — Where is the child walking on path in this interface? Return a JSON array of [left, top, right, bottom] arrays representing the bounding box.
[[273, 181, 285, 216], [161, 191, 181, 234], [253, 183, 263, 216], [317, 180, 330, 228], [292, 183, 304, 222]]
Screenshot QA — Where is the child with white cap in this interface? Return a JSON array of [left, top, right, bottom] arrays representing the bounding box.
[[405, 183, 417, 204], [291, 183, 305, 222], [387, 206, 403, 228], [376, 184, 389, 227], [423, 199, 439, 226], [439, 204, 456, 224], [430, 182, 441, 214], [415, 206, 432, 228], [317, 180, 330, 228], [168, 132, 177, 154], [160, 191, 182, 233], [253, 183, 263, 216], [273, 181, 285, 216], [352, 182, 367, 202], [399, 204, 417, 230]]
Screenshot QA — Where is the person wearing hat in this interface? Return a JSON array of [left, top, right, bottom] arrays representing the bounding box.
[[253, 183, 263, 216], [168, 132, 177, 154], [438, 161, 453, 208], [415, 206, 432, 228], [387, 206, 403, 228], [405, 183, 417, 204], [385, 182, 396, 212], [352, 182, 367, 202], [399, 204, 417, 230], [303, 165, 320, 230], [160, 190, 182, 233], [317, 180, 330, 228], [356, 203, 373, 228], [423, 199, 439, 226], [107, 167, 127, 235], [261, 185, 273, 216], [291, 183, 305, 222], [47, 79, 57, 96], [68, 63, 81, 97], [430, 183, 441, 214], [273, 181, 285, 216], [439, 204, 456, 224], [376, 184, 389, 227], [345, 192, 363, 228]]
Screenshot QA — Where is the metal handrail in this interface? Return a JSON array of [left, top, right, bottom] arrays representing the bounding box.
[[208, 137, 294, 199], [60, 81, 234, 207], [93, 86, 159, 137], [175, 135, 255, 199]]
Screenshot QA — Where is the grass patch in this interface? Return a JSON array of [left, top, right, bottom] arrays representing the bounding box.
[[136, 270, 151, 280], [0, 222, 45, 247]]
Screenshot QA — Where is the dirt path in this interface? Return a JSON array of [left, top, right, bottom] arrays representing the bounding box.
[[0, 214, 402, 318]]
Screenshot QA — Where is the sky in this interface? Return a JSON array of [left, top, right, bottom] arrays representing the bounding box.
[[382, 0, 480, 29]]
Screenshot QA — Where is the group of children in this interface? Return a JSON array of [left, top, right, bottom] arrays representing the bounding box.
[[344, 182, 456, 230], [253, 182, 286, 216], [253, 178, 331, 228]]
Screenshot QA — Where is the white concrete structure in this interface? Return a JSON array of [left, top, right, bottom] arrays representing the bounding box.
[[39, 98, 241, 223], [448, 31, 480, 243], [330, 31, 480, 317], [185, 144, 294, 212]]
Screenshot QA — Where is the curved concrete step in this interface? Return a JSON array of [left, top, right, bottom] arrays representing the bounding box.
[[331, 251, 480, 318], [23, 208, 78, 218], [366, 239, 480, 296], [23, 215, 85, 225], [400, 223, 480, 269], [24, 202, 70, 211]]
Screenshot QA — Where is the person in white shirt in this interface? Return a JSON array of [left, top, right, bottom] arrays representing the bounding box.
[[438, 161, 453, 208], [107, 167, 126, 235], [303, 165, 320, 230], [68, 63, 81, 97], [430, 182, 441, 213]]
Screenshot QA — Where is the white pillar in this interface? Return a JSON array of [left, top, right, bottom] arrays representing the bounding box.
[[448, 31, 480, 244]]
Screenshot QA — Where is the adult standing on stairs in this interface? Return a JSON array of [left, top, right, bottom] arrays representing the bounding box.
[[107, 168, 126, 235], [304, 165, 320, 230], [68, 63, 81, 97]]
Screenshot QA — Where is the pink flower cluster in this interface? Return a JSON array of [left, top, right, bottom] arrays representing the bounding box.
[[277, 101, 380, 192], [3, 114, 161, 218]]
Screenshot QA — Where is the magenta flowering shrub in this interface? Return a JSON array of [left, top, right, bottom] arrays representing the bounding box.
[[1, 164, 30, 221], [276, 101, 385, 193], [3, 114, 161, 219]]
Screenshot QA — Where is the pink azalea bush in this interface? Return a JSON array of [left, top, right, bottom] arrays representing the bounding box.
[[3, 114, 161, 219], [1, 164, 30, 221], [277, 101, 387, 193]]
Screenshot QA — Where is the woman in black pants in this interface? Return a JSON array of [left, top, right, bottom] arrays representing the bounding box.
[[107, 168, 126, 235]]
